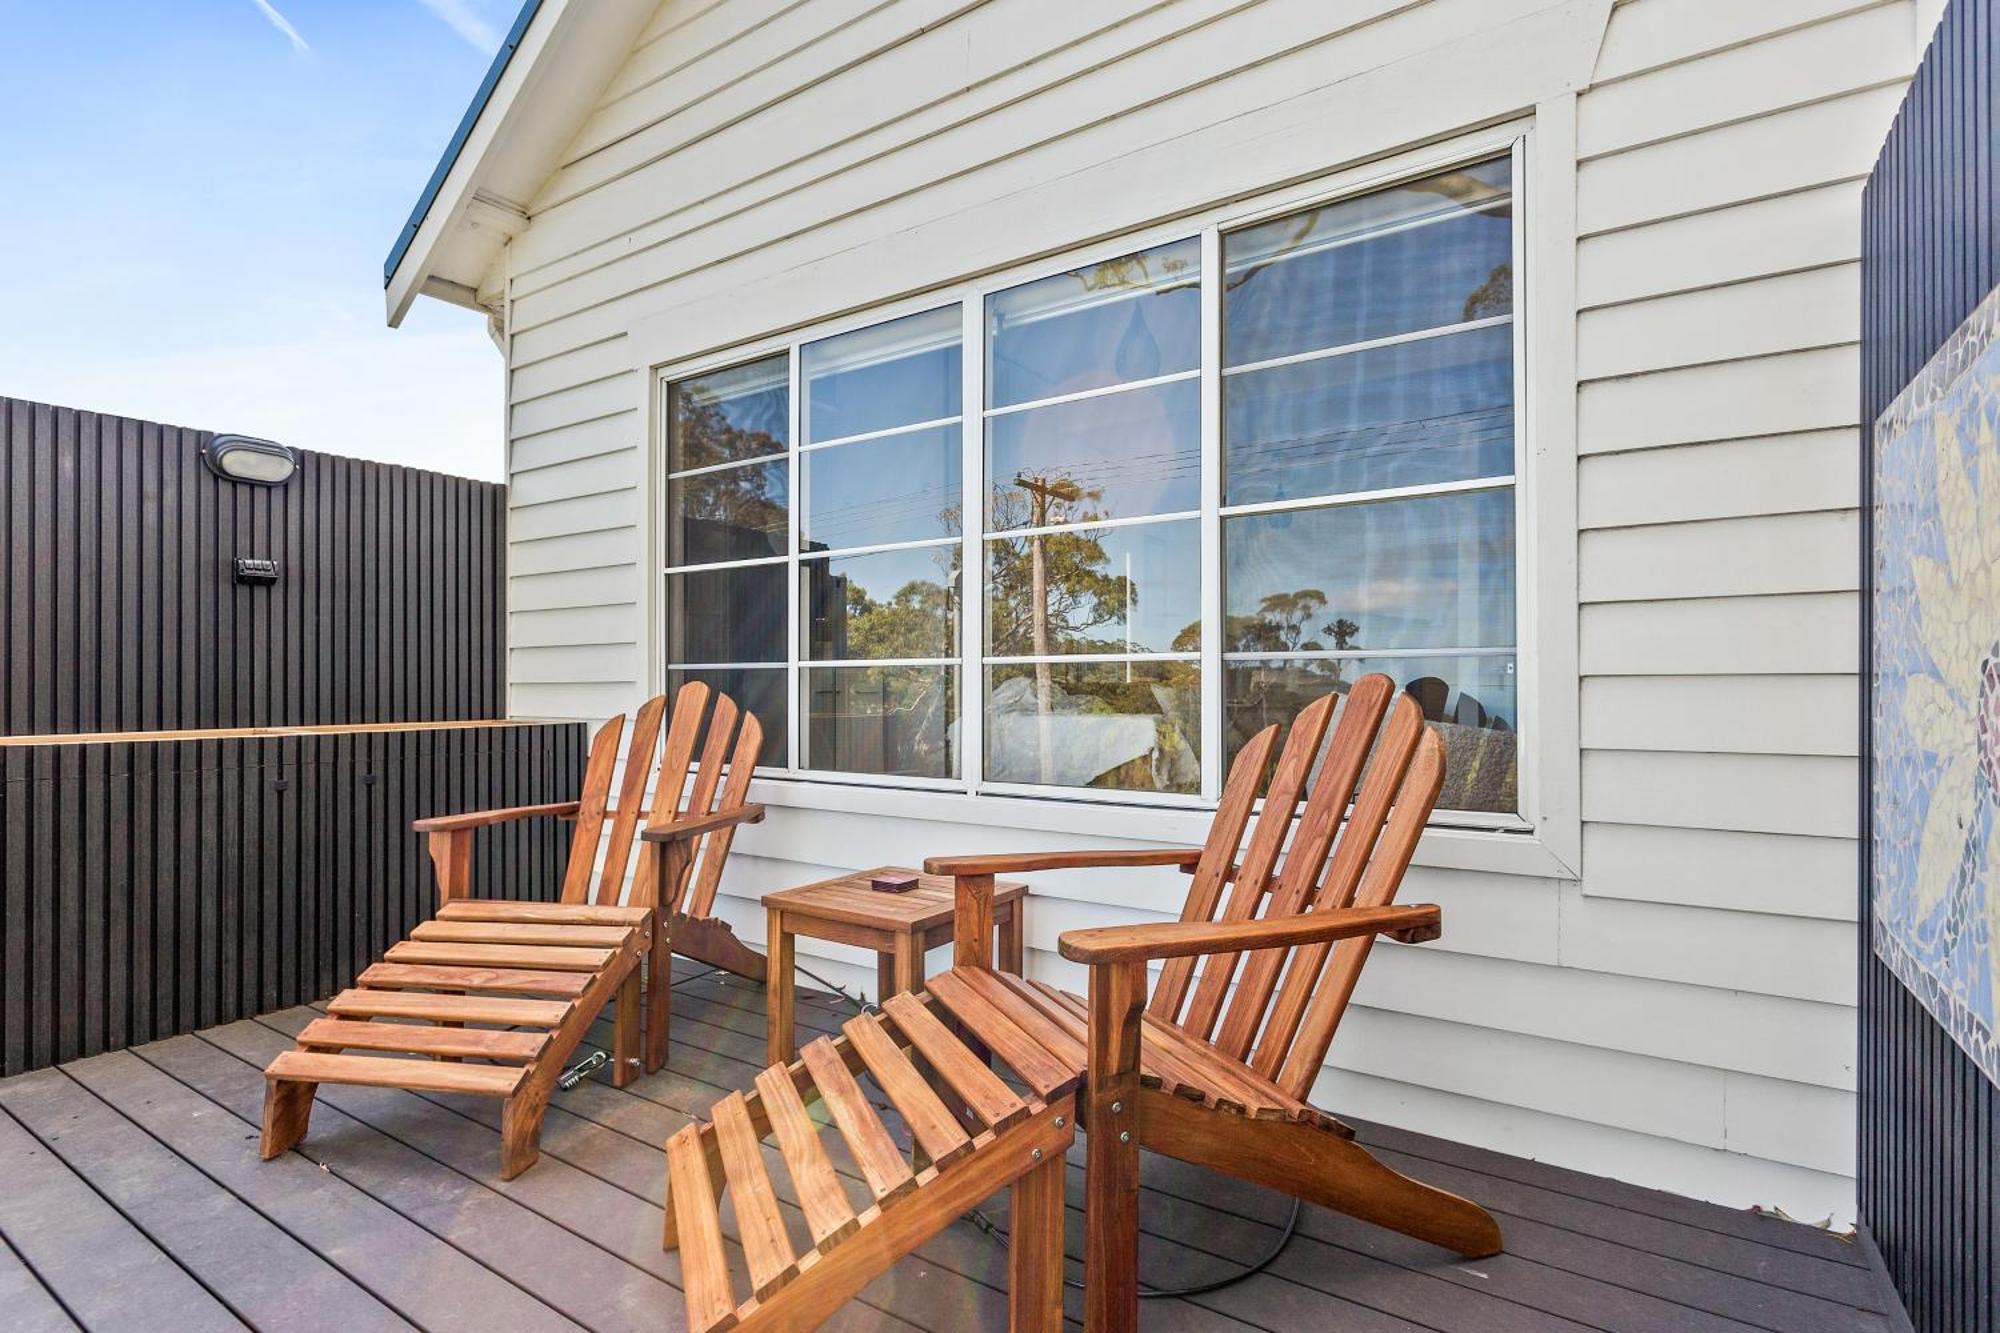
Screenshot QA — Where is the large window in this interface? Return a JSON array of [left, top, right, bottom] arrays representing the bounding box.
[[660, 147, 1522, 816]]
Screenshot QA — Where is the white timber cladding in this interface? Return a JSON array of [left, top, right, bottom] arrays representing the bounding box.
[[492, 0, 1926, 1220]]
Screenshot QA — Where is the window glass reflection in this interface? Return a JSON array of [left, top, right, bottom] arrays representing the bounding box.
[[984, 660, 1198, 793], [806, 666, 957, 778], [1224, 158, 1512, 365], [1223, 655, 1517, 813], [1224, 489, 1514, 653], [803, 546, 960, 661], [670, 355, 789, 471], [1224, 325, 1514, 505], [670, 459, 789, 565], [987, 239, 1200, 408], [667, 564, 786, 664], [987, 378, 1200, 527], [986, 518, 1199, 657], [805, 306, 962, 443], [803, 426, 961, 551]]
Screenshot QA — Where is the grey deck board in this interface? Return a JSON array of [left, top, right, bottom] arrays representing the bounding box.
[[138, 1027, 646, 1333], [64, 1048, 573, 1333], [0, 1099, 241, 1331], [0, 1229, 81, 1332], [0, 1066, 409, 1332], [0, 960, 1904, 1333]]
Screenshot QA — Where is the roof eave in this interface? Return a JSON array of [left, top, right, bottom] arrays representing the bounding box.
[[383, 0, 656, 328]]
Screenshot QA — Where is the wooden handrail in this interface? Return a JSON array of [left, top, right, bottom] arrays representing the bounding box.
[[0, 717, 573, 747]]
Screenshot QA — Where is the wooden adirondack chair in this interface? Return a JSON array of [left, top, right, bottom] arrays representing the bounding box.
[[924, 673, 1504, 1329], [260, 680, 766, 1178], [657, 674, 1496, 1331]]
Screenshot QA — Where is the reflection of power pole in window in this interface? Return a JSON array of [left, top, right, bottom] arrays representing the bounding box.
[[1015, 473, 1081, 783]]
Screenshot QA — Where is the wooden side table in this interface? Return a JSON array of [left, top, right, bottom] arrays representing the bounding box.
[[762, 865, 1027, 1066]]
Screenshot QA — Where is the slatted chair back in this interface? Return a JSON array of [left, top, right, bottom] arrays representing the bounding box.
[[553, 692, 668, 905], [1145, 673, 1448, 1100], [630, 681, 765, 917]]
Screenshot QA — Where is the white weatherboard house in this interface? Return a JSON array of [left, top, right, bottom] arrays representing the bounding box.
[[386, 0, 1938, 1223]]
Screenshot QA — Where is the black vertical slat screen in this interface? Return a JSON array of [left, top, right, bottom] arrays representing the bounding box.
[[0, 396, 508, 734], [0, 723, 586, 1076], [0, 396, 592, 1076], [1859, 2, 2000, 1330]]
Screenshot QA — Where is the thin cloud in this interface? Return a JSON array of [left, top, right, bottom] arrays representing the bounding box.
[[418, 0, 503, 53], [248, 0, 309, 52]]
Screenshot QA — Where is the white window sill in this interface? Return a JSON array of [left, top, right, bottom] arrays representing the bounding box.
[[744, 774, 1579, 882]]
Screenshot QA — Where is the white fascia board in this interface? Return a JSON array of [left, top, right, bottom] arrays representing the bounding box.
[[385, 0, 655, 327]]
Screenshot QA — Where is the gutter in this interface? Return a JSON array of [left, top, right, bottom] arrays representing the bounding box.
[[382, 0, 545, 287]]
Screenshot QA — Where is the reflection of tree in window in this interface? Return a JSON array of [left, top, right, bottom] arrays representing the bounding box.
[[1461, 264, 1512, 321], [672, 380, 784, 469], [1182, 589, 1360, 655], [986, 479, 1135, 655], [1211, 583, 1517, 810], [670, 395, 788, 564], [806, 539, 960, 779], [977, 469, 1199, 792]]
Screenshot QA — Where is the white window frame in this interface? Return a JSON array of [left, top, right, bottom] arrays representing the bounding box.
[[643, 119, 1579, 874]]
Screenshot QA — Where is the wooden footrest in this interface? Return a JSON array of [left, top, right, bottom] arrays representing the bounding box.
[[356, 961, 594, 997], [664, 1005, 1077, 1332], [326, 988, 573, 1027], [266, 1049, 527, 1097], [261, 904, 651, 1180], [297, 1017, 548, 1062]]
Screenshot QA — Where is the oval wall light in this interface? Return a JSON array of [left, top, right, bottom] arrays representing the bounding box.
[[203, 435, 297, 486]]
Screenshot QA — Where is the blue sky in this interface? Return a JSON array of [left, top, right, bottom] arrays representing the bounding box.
[[0, 0, 526, 480]]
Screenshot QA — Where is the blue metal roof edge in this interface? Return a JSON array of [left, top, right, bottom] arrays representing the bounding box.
[[383, 0, 546, 287]]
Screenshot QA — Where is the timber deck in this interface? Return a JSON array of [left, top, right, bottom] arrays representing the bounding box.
[[0, 960, 1905, 1332]]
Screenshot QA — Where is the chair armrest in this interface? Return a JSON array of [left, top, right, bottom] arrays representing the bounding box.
[[639, 803, 767, 844], [928, 849, 1206, 969], [1057, 904, 1442, 965], [412, 800, 580, 834], [558, 805, 650, 822], [922, 847, 1205, 876]]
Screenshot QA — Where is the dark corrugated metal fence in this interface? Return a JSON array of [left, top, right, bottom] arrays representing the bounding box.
[[0, 399, 587, 1076], [0, 396, 505, 734], [1859, 2, 2000, 1330]]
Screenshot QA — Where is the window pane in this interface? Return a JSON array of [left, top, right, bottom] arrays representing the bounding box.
[[803, 546, 959, 661], [1224, 157, 1512, 365], [1223, 655, 1517, 813], [670, 354, 788, 471], [1224, 324, 1514, 505], [1224, 488, 1515, 653], [805, 306, 962, 443], [986, 518, 1200, 657], [984, 660, 1198, 793], [670, 459, 789, 564], [806, 666, 957, 778], [669, 667, 788, 768], [802, 425, 961, 551], [987, 378, 1200, 527], [667, 564, 786, 663], [987, 238, 1200, 408]]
